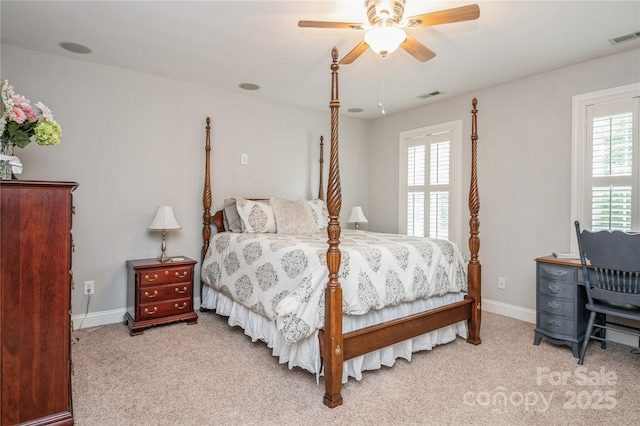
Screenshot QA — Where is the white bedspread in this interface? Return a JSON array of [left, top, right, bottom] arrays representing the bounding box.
[[201, 230, 467, 344]]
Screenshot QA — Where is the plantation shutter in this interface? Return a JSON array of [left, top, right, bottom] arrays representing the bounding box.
[[586, 97, 639, 232], [406, 131, 452, 239]]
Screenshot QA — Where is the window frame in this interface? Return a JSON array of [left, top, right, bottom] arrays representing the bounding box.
[[570, 82, 640, 252], [399, 120, 462, 246]]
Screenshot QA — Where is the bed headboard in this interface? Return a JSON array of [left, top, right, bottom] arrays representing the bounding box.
[[201, 134, 326, 240]]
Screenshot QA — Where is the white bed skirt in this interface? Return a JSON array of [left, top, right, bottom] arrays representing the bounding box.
[[201, 284, 468, 383]]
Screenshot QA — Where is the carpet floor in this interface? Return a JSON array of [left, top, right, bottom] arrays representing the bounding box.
[[71, 311, 639, 425]]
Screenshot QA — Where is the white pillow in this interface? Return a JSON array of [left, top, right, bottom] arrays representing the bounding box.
[[270, 197, 319, 234], [308, 199, 329, 229], [235, 198, 276, 233]]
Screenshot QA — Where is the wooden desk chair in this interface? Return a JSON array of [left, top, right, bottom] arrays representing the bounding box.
[[574, 221, 640, 365]]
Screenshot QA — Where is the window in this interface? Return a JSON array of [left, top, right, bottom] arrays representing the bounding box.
[[571, 83, 640, 251], [399, 121, 462, 245]]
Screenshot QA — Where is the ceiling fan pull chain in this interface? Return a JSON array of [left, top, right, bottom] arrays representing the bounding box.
[[379, 56, 386, 115]]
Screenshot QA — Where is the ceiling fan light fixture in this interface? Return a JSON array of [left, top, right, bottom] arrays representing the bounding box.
[[364, 26, 406, 56]]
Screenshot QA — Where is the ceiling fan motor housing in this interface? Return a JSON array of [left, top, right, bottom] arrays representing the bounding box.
[[367, 0, 405, 26]]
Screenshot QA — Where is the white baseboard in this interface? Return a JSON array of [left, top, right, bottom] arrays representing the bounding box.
[[73, 298, 202, 330], [482, 298, 536, 324], [75, 297, 532, 329]]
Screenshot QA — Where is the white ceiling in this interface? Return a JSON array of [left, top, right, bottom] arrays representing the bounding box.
[[2, 1, 639, 119]]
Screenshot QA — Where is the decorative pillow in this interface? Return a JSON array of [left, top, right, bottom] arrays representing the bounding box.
[[308, 199, 329, 229], [223, 199, 242, 233], [235, 198, 276, 233], [271, 197, 319, 234]]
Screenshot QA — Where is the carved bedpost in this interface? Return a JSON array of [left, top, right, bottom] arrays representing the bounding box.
[[318, 135, 325, 201], [467, 98, 482, 345], [323, 47, 344, 408], [202, 117, 212, 266]]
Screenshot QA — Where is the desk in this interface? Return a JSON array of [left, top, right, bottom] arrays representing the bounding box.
[[533, 256, 591, 358]]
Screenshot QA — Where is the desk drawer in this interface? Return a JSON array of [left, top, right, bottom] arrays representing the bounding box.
[[538, 263, 576, 282], [538, 279, 575, 300], [538, 312, 576, 338], [538, 294, 574, 317]]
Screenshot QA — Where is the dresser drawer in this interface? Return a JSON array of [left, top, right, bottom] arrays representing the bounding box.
[[138, 297, 192, 318], [538, 312, 576, 337], [538, 279, 575, 300], [137, 265, 193, 286], [538, 294, 574, 317], [139, 282, 191, 303], [538, 263, 576, 282]]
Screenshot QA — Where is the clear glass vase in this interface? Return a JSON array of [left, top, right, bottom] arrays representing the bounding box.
[[0, 142, 14, 180]]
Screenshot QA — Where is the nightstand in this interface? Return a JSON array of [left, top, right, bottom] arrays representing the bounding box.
[[124, 256, 198, 336]]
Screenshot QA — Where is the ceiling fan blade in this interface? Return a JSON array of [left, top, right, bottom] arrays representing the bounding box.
[[405, 4, 480, 28], [298, 20, 364, 30], [400, 34, 436, 62], [339, 40, 370, 64]]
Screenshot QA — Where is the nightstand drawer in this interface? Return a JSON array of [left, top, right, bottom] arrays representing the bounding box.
[[139, 283, 191, 303], [538, 263, 576, 282], [138, 265, 193, 286], [538, 294, 574, 317], [538, 279, 575, 299], [538, 312, 576, 337], [138, 297, 192, 319]]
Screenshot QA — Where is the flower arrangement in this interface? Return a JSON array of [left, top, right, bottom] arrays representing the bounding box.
[[0, 80, 61, 148]]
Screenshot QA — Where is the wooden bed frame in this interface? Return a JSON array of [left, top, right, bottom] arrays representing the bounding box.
[[200, 47, 481, 408]]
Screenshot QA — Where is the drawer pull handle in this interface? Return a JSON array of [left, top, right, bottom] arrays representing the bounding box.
[[548, 319, 562, 328], [144, 307, 158, 315], [145, 274, 158, 282], [549, 271, 562, 276], [547, 284, 560, 294], [144, 290, 158, 299], [175, 286, 188, 294], [175, 302, 187, 310], [548, 301, 561, 311], [175, 271, 188, 279]]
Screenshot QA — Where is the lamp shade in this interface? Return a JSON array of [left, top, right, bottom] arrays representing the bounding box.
[[347, 206, 368, 224], [364, 26, 406, 56], [148, 205, 181, 231]]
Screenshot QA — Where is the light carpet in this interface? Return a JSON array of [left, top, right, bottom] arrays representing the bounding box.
[[71, 311, 639, 425]]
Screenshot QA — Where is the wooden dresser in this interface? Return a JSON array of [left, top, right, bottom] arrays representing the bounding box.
[[0, 180, 78, 426]]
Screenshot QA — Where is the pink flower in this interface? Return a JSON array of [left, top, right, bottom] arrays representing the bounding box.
[[23, 107, 37, 122], [12, 106, 26, 124]]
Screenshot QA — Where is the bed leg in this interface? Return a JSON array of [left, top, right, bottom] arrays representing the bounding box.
[[467, 263, 482, 345]]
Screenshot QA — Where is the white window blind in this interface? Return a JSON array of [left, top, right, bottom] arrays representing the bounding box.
[[400, 121, 462, 244]]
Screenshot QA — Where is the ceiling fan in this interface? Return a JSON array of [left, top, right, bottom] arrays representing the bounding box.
[[299, 0, 480, 64]]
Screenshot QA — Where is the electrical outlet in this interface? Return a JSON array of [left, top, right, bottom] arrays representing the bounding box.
[[84, 280, 95, 296], [498, 276, 506, 290]]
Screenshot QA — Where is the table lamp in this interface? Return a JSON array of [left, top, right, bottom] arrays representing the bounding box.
[[148, 205, 181, 263], [347, 206, 368, 230]]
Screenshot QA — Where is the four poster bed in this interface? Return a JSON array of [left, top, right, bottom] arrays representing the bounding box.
[[199, 47, 481, 408]]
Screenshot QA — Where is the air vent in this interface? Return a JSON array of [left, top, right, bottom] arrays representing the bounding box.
[[417, 91, 441, 99], [609, 31, 640, 45]]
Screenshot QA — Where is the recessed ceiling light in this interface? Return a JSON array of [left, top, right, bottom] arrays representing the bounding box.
[[347, 108, 363, 113], [239, 83, 260, 91], [58, 41, 92, 54]]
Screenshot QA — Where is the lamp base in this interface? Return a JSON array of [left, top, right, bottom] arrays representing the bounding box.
[[156, 251, 173, 263]]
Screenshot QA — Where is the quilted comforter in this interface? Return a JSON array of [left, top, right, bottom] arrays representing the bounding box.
[[201, 230, 467, 344]]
